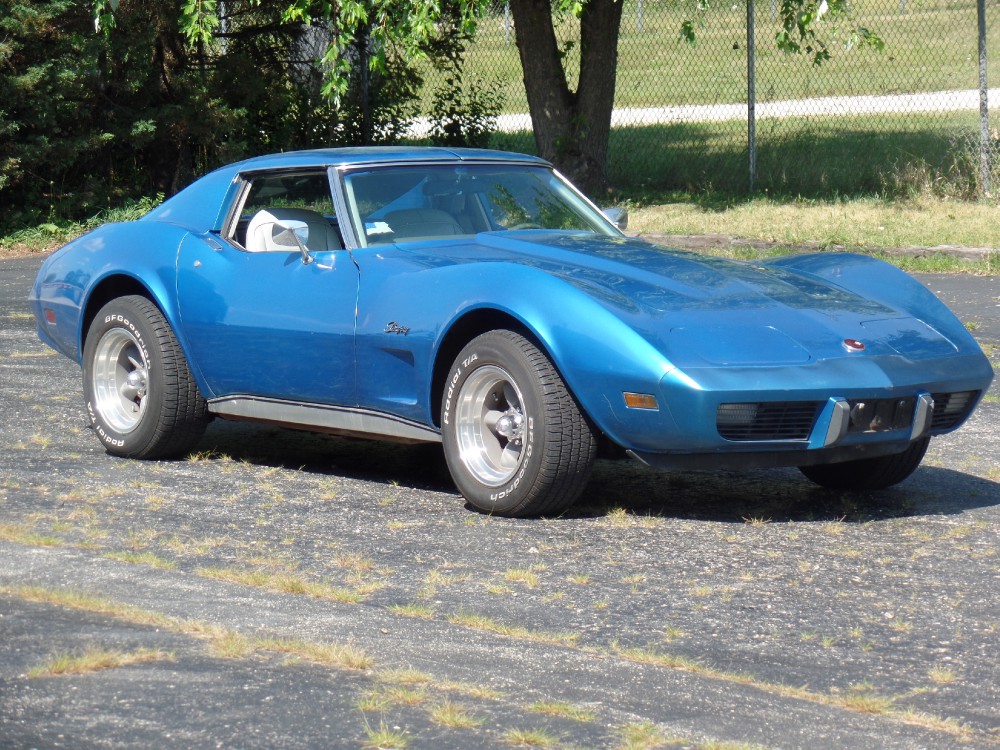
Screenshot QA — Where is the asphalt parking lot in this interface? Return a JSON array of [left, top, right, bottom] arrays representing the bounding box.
[[1, 255, 998, 749]]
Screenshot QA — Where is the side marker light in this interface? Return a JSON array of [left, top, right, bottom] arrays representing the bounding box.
[[623, 392, 659, 410]]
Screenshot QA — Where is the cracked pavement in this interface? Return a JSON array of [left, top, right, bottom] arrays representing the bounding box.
[[1, 256, 998, 749]]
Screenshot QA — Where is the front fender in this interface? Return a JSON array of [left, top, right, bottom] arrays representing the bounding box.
[[356, 259, 677, 444]]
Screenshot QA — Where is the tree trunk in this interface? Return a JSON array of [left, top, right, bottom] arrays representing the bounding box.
[[507, 0, 624, 195]]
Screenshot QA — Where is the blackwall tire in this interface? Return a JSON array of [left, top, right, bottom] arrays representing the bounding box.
[[441, 330, 597, 517], [799, 437, 930, 490], [82, 295, 209, 459]]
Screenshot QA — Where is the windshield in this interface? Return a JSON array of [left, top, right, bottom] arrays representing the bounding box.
[[341, 163, 619, 246]]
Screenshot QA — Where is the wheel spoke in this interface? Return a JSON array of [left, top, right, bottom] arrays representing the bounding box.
[[498, 441, 522, 470], [502, 382, 520, 411]]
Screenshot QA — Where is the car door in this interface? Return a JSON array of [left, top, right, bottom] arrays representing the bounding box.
[[175, 170, 359, 405]]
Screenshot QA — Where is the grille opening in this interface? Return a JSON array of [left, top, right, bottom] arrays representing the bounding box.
[[717, 401, 821, 441], [845, 397, 915, 434], [930, 391, 979, 430]]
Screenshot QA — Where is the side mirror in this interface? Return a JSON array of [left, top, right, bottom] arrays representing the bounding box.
[[602, 207, 628, 231], [271, 219, 309, 248], [270, 220, 313, 265]]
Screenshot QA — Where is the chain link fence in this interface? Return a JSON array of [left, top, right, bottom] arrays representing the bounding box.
[[416, 0, 998, 198]]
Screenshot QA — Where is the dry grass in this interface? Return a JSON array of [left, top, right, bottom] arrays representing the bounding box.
[[195, 566, 366, 603], [429, 700, 485, 728], [630, 197, 1000, 260], [446, 611, 580, 647], [28, 646, 174, 678], [4, 585, 373, 672]]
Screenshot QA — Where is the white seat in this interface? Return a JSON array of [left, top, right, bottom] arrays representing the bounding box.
[[245, 207, 340, 253], [383, 208, 464, 239]]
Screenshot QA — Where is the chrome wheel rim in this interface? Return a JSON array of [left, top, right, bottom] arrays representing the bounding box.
[[455, 365, 527, 487], [92, 328, 149, 434]]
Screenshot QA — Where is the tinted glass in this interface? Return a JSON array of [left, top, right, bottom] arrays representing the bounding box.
[[342, 164, 617, 246]]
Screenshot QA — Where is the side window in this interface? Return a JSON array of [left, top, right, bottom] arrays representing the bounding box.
[[232, 172, 344, 252]]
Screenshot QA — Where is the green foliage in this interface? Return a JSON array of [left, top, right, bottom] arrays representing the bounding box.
[[0, 0, 111, 232], [424, 9, 503, 149], [2, 0, 436, 234], [279, 0, 480, 105], [322, 46, 422, 147], [682, 0, 884, 66], [428, 73, 503, 149], [180, 0, 220, 46]]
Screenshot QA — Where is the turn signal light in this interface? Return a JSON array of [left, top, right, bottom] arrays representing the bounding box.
[[623, 392, 659, 410]]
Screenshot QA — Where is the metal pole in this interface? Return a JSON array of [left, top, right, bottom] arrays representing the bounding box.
[[505, 2, 511, 47], [978, 0, 990, 196], [638, 0, 644, 32], [748, 0, 756, 192]]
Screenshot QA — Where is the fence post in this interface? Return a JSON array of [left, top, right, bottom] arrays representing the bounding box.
[[978, 0, 991, 197], [748, 0, 757, 192]]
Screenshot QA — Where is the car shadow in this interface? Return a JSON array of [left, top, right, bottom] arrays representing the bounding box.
[[569, 459, 1000, 523], [194, 421, 998, 524], [193, 420, 454, 489]]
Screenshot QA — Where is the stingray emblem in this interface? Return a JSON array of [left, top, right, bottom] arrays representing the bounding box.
[[384, 321, 410, 336], [842, 338, 866, 352]]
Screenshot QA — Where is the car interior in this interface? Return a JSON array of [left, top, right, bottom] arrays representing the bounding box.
[[231, 172, 345, 251]]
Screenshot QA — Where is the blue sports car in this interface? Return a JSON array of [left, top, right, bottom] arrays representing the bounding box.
[[29, 147, 994, 516]]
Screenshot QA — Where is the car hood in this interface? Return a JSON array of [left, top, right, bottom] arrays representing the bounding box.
[[407, 231, 961, 367]]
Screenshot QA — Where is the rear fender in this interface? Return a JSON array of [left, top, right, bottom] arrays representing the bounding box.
[[33, 223, 206, 398]]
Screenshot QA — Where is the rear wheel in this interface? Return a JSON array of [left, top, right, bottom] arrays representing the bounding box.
[[83, 295, 209, 459], [441, 330, 597, 517], [799, 437, 930, 490]]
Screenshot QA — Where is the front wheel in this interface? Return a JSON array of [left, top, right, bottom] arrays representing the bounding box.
[[441, 330, 597, 517], [798, 437, 930, 490], [83, 295, 209, 459]]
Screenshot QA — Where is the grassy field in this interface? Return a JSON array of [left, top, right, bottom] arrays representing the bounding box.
[[489, 107, 999, 198], [419, 0, 999, 112], [420, 0, 999, 199]]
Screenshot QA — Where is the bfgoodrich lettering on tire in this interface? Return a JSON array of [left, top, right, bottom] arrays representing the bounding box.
[[83, 295, 209, 459], [442, 330, 597, 517]]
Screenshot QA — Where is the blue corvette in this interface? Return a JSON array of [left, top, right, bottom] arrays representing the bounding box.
[[29, 147, 994, 516]]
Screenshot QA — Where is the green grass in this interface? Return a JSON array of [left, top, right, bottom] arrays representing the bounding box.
[[422, 0, 998, 113], [492, 109, 999, 199]]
